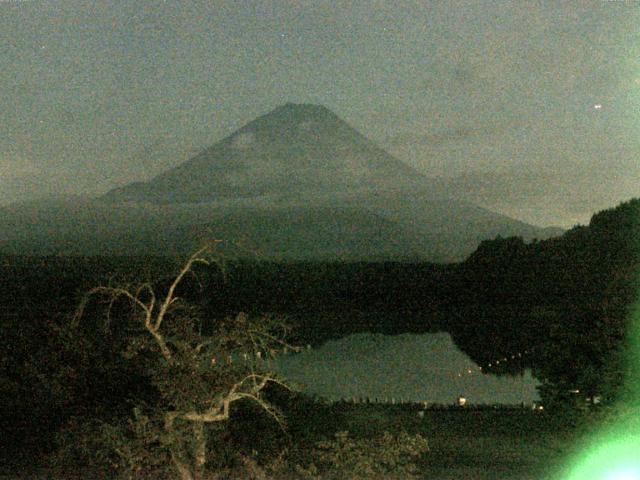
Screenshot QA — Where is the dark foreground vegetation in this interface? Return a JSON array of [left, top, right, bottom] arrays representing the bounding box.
[[0, 198, 638, 478], [3, 399, 580, 479]]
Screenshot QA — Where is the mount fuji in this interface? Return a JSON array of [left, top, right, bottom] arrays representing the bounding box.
[[0, 104, 562, 260]]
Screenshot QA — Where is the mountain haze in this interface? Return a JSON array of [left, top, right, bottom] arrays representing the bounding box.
[[1, 104, 562, 260]]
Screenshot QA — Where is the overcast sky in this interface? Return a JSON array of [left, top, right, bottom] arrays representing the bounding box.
[[1, 0, 638, 227]]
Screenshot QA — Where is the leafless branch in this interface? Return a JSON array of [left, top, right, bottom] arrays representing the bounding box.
[[155, 243, 215, 332]]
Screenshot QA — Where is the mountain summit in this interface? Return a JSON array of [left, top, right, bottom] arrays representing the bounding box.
[[103, 103, 426, 204]]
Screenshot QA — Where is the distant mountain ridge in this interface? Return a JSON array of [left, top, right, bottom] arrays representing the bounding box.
[[1, 103, 562, 260]]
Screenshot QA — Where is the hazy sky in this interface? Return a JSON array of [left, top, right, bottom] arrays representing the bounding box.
[[1, 0, 638, 227]]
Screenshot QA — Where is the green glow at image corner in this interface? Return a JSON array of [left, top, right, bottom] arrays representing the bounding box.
[[561, 433, 640, 480], [559, 308, 640, 480], [560, 264, 640, 476]]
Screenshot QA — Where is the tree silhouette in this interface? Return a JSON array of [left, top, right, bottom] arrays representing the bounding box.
[[73, 243, 299, 480]]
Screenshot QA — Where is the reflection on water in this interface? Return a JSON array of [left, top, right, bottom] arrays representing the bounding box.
[[273, 332, 541, 404]]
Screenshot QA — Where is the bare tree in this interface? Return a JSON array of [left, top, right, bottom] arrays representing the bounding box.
[[73, 243, 299, 480]]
